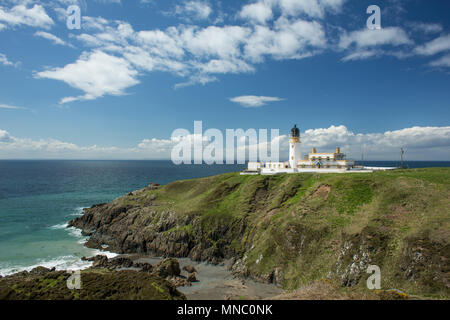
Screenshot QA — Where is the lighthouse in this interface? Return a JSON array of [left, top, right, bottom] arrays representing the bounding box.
[[289, 124, 302, 169]]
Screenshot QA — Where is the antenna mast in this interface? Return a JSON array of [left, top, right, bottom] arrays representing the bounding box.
[[400, 148, 405, 169]]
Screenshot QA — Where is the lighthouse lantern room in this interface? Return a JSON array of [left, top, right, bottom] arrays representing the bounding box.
[[289, 124, 302, 169]]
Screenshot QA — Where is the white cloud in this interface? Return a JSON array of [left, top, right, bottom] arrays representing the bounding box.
[[339, 27, 413, 49], [0, 103, 26, 110], [197, 58, 254, 74], [136, 28, 185, 59], [25, 1, 447, 104], [0, 53, 17, 67], [230, 95, 284, 107], [270, 0, 346, 18], [298, 125, 450, 160], [175, 1, 212, 21], [82, 16, 110, 31], [34, 31, 71, 47], [0, 4, 53, 29], [1, 125, 449, 160], [34, 50, 139, 104], [341, 49, 381, 61], [408, 22, 443, 34], [180, 25, 251, 59], [415, 34, 450, 56], [239, 2, 273, 24], [0, 129, 13, 143], [429, 54, 450, 68], [244, 18, 326, 62]]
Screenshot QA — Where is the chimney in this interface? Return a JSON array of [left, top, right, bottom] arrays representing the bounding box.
[[336, 147, 340, 154], [312, 148, 317, 153]]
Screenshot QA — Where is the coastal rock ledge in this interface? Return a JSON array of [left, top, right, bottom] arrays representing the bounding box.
[[0, 266, 185, 300], [69, 169, 450, 298]]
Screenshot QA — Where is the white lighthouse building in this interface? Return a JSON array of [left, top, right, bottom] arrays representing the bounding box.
[[289, 124, 302, 169], [242, 124, 397, 175]]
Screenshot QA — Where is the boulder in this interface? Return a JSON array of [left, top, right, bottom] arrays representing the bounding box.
[[134, 262, 153, 272], [91, 255, 109, 268], [183, 265, 197, 274], [29, 267, 52, 276], [108, 257, 134, 268], [187, 272, 198, 283], [153, 258, 181, 278]]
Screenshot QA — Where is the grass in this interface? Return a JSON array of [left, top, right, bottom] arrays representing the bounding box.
[[111, 168, 449, 298]]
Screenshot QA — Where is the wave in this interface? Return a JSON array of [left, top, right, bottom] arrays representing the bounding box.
[[0, 255, 93, 277], [0, 245, 118, 277], [6, 211, 119, 277], [49, 223, 69, 230], [70, 207, 87, 216]]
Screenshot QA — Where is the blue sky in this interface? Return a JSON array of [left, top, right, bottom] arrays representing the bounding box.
[[0, 0, 449, 160]]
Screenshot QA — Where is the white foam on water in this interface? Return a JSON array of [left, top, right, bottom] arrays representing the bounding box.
[[65, 226, 118, 257], [91, 249, 118, 259], [0, 255, 93, 277], [70, 207, 87, 216], [67, 226, 83, 238], [1, 207, 119, 277], [49, 223, 69, 230]]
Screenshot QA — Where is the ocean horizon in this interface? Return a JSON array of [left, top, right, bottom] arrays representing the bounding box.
[[1, 160, 449, 276]]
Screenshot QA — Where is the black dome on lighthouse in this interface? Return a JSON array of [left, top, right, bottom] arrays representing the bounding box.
[[290, 124, 300, 138]]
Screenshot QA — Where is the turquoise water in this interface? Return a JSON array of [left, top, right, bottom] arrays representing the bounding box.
[[0, 160, 448, 276], [0, 160, 245, 275]]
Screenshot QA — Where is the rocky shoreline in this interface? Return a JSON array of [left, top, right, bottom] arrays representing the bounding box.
[[0, 256, 186, 300], [66, 170, 450, 299], [3, 169, 448, 300]]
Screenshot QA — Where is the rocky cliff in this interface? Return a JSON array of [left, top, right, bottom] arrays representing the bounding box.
[[0, 264, 186, 300], [69, 168, 450, 299]]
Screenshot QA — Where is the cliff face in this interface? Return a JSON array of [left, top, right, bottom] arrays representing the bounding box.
[[69, 168, 450, 298]]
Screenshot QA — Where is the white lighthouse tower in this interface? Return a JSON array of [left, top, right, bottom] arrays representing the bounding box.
[[289, 124, 302, 169]]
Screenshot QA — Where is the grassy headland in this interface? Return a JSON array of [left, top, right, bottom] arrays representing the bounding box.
[[70, 168, 450, 299]]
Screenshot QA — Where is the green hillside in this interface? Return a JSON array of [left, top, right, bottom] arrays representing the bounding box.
[[71, 168, 450, 299]]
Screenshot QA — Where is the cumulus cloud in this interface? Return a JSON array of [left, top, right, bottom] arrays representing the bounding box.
[[239, 2, 273, 24], [297, 125, 450, 160], [268, 0, 346, 19], [1, 125, 449, 160], [244, 18, 326, 62], [31, 0, 333, 102], [17, 0, 446, 104], [230, 95, 284, 107], [0, 129, 13, 143], [339, 27, 413, 49], [34, 50, 139, 104], [0, 4, 53, 29], [0, 129, 177, 160], [339, 27, 415, 62], [174, 1, 212, 21]]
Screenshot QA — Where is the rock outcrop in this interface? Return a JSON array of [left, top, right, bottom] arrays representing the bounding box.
[[0, 266, 185, 300]]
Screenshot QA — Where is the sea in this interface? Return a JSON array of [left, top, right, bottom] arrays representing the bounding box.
[[0, 160, 448, 276]]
